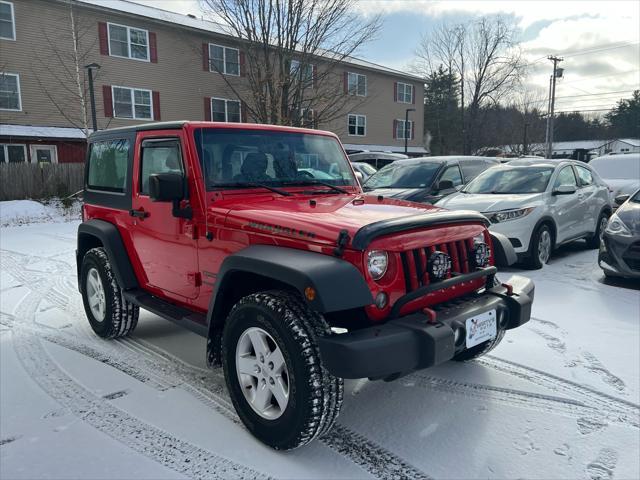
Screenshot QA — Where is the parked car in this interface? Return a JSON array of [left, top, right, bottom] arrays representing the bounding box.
[[437, 160, 612, 269], [589, 153, 640, 204], [351, 161, 377, 181], [348, 151, 408, 169], [77, 121, 534, 450], [599, 189, 640, 279], [362, 156, 500, 204]]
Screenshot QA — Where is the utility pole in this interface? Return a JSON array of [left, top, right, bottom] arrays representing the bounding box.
[[545, 56, 563, 159], [523, 122, 529, 156]]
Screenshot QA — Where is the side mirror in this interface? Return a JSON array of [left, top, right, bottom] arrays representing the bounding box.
[[552, 184, 577, 195], [149, 173, 184, 202], [615, 194, 630, 206], [437, 179, 455, 191], [354, 171, 364, 183]]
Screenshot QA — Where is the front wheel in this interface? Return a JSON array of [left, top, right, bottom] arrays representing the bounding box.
[[453, 329, 506, 361], [525, 224, 553, 269], [586, 212, 609, 249], [222, 291, 343, 450]]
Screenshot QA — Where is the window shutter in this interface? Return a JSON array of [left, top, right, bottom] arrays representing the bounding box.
[[98, 22, 109, 55], [149, 32, 158, 63], [392, 119, 397, 139], [411, 85, 415, 104], [152, 91, 161, 120], [202, 43, 209, 71], [241, 101, 248, 123], [103, 85, 113, 117], [204, 97, 211, 121], [343, 71, 348, 94], [239, 51, 246, 77], [312, 65, 317, 89], [393, 82, 397, 102]]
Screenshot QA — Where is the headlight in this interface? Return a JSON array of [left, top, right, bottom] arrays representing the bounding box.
[[472, 242, 491, 267], [428, 251, 451, 280], [605, 213, 632, 237], [367, 250, 388, 280], [486, 207, 535, 223]]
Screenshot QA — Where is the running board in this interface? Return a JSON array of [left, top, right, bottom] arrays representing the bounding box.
[[123, 289, 208, 337]]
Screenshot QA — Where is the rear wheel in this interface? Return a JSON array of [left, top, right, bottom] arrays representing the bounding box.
[[586, 212, 609, 249], [526, 224, 553, 269], [222, 291, 343, 450], [80, 247, 139, 338]]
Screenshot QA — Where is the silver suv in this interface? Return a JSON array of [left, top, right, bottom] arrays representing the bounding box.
[[437, 159, 612, 269]]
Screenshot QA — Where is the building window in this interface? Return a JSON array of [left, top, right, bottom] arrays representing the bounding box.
[[209, 44, 239, 75], [108, 23, 149, 61], [396, 82, 413, 103], [112, 86, 153, 120], [348, 114, 366, 136], [299, 108, 315, 128], [290, 60, 314, 86], [395, 119, 413, 139], [211, 98, 241, 122], [0, 144, 26, 163], [0, 72, 21, 111], [0, 1, 15, 40], [347, 72, 367, 96]]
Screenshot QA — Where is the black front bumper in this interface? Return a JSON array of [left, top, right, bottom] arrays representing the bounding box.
[[318, 275, 534, 379], [599, 233, 640, 279]]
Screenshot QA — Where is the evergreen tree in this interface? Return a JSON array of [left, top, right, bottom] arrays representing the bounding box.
[[424, 66, 462, 154], [606, 90, 640, 138]]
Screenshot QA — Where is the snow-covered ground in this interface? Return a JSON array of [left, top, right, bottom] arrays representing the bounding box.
[[1, 217, 638, 480]]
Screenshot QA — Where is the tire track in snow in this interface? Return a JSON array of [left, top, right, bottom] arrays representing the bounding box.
[[478, 356, 639, 427], [8, 289, 272, 480], [2, 250, 433, 480]]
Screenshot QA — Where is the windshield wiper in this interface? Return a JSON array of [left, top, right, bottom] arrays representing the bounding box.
[[281, 180, 349, 194], [212, 182, 292, 196]]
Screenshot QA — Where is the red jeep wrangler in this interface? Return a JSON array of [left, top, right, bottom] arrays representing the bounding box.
[[77, 121, 534, 450]]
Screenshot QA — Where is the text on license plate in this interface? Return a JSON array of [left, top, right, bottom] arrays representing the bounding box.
[[465, 310, 497, 349]]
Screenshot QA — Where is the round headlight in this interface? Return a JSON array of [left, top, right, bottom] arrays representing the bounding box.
[[367, 250, 388, 280], [472, 242, 491, 267], [428, 251, 451, 280]]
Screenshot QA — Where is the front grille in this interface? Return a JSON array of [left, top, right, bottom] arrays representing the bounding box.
[[623, 241, 640, 272], [400, 237, 477, 292]]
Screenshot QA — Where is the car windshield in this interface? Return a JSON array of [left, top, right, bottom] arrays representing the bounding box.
[[363, 162, 441, 189], [193, 128, 356, 190], [632, 190, 640, 203], [463, 166, 554, 194]]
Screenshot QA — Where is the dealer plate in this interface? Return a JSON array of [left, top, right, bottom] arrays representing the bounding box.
[[465, 310, 497, 349]]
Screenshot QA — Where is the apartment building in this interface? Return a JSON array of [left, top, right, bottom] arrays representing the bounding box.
[[0, 0, 426, 164]]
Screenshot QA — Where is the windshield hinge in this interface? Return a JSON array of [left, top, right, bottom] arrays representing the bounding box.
[[333, 229, 350, 257]]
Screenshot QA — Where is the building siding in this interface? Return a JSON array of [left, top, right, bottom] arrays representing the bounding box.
[[1, 0, 424, 155]]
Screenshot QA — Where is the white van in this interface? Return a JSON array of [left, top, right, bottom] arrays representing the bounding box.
[[589, 153, 640, 202]]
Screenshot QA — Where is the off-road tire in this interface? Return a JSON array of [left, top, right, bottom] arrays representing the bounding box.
[[222, 290, 343, 450], [525, 224, 553, 269], [586, 211, 609, 249], [453, 329, 506, 362], [80, 247, 139, 338]]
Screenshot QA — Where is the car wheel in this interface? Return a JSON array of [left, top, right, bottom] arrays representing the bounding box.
[[526, 224, 553, 269], [222, 291, 343, 450], [80, 247, 139, 338], [586, 212, 609, 249], [453, 329, 505, 361]]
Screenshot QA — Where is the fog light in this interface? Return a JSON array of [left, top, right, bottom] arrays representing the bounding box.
[[428, 251, 451, 280], [472, 242, 491, 267], [375, 292, 388, 309]]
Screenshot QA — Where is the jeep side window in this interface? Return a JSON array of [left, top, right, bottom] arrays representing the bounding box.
[[140, 140, 184, 195], [87, 139, 130, 193]]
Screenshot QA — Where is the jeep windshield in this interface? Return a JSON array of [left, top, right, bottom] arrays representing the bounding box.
[[362, 161, 442, 190], [193, 128, 356, 191], [462, 166, 553, 194]]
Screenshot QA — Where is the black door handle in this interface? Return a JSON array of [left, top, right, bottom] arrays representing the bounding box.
[[129, 209, 149, 218]]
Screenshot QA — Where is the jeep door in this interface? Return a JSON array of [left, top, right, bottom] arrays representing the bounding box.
[[129, 132, 199, 299]]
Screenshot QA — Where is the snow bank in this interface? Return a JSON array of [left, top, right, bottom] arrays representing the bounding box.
[[0, 199, 81, 227]]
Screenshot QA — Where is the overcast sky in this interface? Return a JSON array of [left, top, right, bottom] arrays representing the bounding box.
[[133, 0, 639, 113]]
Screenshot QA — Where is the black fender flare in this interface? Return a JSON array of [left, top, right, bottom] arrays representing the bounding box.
[[489, 231, 517, 267], [76, 219, 139, 291]]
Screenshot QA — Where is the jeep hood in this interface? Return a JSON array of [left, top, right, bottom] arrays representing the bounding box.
[[215, 194, 486, 249]]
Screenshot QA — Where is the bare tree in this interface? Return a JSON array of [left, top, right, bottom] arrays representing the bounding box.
[[415, 16, 525, 153], [200, 0, 381, 126]]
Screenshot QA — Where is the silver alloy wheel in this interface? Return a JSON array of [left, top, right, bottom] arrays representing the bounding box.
[[598, 216, 608, 241], [86, 267, 106, 322], [538, 229, 552, 264], [235, 327, 290, 420]]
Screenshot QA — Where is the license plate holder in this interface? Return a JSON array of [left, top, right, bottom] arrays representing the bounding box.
[[465, 310, 497, 349]]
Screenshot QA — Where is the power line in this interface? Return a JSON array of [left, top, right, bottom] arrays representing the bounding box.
[[554, 108, 613, 113], [561, 41, 640, 58], [560, 69, 640, 84]]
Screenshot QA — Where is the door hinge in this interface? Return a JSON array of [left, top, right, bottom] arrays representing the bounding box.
[[188, 272, 202, 287]]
